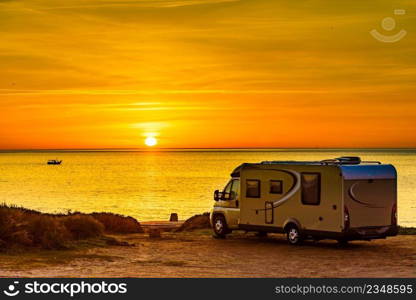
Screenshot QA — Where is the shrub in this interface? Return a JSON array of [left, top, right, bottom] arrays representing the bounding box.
[[398, 226, 416, 235], [0, 205, 33, 248], [0, 204, 143, 251], [175, 212, 210, 232], [27, 216, 70, 249], [0, 205, 106, 250], [62, 215, 104, 239], [90, 213, 143, 234]]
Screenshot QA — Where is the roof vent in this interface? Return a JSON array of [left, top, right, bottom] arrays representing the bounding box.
[[336, 156, 361, 165]]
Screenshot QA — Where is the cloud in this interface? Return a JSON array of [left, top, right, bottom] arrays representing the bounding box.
[[1, 0, 415, 92], [0, 0, 415, 148], [0, 0, 239, 12]]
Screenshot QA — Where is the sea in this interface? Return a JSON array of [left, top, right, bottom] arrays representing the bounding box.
[[0, 149, 414, 226]]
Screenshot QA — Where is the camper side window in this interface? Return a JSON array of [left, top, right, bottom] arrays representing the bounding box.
[[301, 173, 321, 205], [270, 180, 283, 194], [230, 179, 240, 200], [222, 180, 232, 200], [246, 180, 260, 198]]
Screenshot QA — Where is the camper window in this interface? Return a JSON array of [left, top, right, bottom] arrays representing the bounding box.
[[270, 180, 283, 194], [246, 180, 260, 198], [221, 180, 232, 200], [301, 173, 321, 205], [230, 179, 240, 200]]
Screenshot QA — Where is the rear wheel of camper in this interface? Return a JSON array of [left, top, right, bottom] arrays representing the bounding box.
[[212, 214, 229, 238], [286, 225, 303, 245]]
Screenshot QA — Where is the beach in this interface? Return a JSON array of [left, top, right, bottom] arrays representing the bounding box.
[[1, 230, 415, 278]]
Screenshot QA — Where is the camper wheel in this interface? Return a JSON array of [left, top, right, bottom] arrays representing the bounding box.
[[286, 225, 303, 245], [212, 214, 229, 238]]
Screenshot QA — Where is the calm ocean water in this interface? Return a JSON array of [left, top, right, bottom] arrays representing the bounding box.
[[0, 150, 415, 225]]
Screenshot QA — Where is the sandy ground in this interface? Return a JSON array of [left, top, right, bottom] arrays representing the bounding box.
[[0, 230, 415, 278]]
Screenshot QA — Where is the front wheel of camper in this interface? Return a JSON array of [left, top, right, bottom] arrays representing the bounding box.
[[286, 225, 302, 245], [212, 215, 228, 238]]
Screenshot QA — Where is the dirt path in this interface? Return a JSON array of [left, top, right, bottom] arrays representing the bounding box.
[[1, 231, 415, 277]]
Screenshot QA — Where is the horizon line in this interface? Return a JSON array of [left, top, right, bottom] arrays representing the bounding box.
[[1, 147, 416, 152]]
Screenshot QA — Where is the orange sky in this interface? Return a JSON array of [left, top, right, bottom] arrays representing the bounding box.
[[1, 0, 415, 149]]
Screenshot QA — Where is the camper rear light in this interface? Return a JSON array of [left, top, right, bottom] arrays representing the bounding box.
[[391, 203, 397, 225], [344, 206, 350, 230]]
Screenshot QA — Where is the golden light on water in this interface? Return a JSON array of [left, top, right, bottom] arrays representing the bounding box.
[[145, 136, 157, 147]]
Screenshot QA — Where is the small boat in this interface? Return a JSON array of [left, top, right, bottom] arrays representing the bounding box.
[[47, 159, 62, 165]]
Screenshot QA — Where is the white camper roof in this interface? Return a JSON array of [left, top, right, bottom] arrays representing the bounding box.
[[230, 157, 396, 180]]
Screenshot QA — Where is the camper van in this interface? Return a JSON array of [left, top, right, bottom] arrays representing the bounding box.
[[210, 157, 398, 245]]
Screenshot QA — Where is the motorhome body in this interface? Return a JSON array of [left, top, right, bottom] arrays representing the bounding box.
[[210, 157, 398, 245]]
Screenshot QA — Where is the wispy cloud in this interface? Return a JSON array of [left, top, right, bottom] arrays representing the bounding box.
[[35, 0, 239, 10], [0, 0, 415, 148]]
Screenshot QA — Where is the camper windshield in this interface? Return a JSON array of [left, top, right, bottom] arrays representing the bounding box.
[[222, 179, 239, 200], [223, 180, 232, 195], [230, 179, 240, 200]]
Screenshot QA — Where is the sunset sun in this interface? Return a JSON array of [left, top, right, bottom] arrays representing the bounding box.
[[144, 136, 157, 147]]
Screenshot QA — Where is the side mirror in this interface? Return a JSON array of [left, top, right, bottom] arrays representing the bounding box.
[[214, 190, 220, 201]]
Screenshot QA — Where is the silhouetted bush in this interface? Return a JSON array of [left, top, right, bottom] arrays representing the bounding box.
[[0, 206, 32, 247], [0, 206, 70, 249], [62, 215, 104, 240], [398, 226, 416, 235], [28, 216, 70, 249], [90, 213, 143, 234], [0, 204, 143, 250], [175, 212, 210, 232]]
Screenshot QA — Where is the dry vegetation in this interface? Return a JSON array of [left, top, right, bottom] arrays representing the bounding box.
[[1, 204, 414, 255], [89, 212, 142, 234], [0, 204, 143, 251], [398, 226, 416, 235], [175, 212, 210, 232], [0, 208, 415, 277]]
